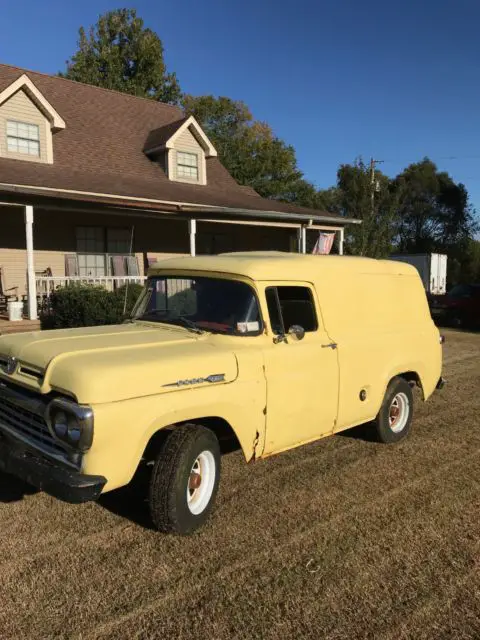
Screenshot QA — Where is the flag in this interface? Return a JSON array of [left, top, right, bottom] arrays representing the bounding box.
[[312, 232, 335, 255]]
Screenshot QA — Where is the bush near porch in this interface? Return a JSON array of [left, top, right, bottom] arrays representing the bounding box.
[[39, 283, 143, 330]]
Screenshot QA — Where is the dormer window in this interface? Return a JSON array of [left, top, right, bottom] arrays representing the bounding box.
[[177, 151, 199, 180], [0, 73, 66, 164], [7, 120, 40, 156], [144, 115, 217, 187]]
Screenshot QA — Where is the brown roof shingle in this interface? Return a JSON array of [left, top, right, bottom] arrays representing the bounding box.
[[143, 117, 188, 152], [0, 64, 341, 221]]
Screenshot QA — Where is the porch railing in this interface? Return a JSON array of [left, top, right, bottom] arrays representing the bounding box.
[[36, 276, 147, 298]]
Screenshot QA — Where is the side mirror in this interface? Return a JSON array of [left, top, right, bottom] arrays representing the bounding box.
[[288, 325, 305, 341]]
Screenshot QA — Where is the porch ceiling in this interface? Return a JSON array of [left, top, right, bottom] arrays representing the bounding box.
[[0, 183, 359, 228]]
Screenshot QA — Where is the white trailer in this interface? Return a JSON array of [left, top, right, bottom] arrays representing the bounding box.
[[390, 253, 447, 295]]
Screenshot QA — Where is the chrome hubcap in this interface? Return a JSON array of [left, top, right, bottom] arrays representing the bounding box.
[[186, 451, 216, 515], [389, 392, 410, 433]]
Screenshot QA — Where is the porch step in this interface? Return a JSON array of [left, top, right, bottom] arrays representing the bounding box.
[[0, 317, 41, 335]]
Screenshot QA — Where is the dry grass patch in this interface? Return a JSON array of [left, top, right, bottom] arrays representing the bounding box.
[[0, 329, 478, 639]]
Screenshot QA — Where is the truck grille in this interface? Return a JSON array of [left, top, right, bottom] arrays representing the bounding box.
[[0, 392, 66, 456]]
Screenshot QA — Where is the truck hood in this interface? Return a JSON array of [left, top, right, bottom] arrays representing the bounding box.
[[0, 323, 238, 404]]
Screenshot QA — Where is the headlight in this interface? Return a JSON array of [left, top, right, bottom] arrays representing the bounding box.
[[46, 398, 94, 451]]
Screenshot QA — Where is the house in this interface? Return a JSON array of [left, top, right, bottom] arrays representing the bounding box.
[[0, 63, 359, 320]]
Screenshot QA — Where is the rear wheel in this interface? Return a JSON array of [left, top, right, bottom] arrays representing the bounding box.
[[149, 424, 221, 535], [372, 377, 414, 444]]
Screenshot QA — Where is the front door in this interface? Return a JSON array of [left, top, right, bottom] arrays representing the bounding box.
[[261, 283, 339, 455]]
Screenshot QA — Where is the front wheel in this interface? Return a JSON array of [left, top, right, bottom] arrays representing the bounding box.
[[149, 424, 221, 535], [372, 377, 414, 444]]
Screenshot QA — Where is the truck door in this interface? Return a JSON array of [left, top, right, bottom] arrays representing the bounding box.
[[261, 283, 339, 455]]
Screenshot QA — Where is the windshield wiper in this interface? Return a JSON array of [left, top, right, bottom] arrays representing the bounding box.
[[173, 317, 205, 334], [137, 311, 205, 334]]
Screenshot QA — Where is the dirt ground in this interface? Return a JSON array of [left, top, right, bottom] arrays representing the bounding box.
[[0, 329, 478, 639]]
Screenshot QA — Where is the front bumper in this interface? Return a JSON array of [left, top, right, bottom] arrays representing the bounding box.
[[0, 432, 106, 504]]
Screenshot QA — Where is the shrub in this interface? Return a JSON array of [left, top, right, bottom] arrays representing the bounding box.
[[114, 283, 144, 314], [40, 283, 144, 330], [168, 288, 197, 316]]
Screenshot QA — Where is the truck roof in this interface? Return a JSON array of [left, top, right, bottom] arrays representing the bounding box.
[[148, 251, 417, 281]]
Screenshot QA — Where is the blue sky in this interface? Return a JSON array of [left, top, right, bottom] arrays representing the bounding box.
[[1, 0, 480, 214]]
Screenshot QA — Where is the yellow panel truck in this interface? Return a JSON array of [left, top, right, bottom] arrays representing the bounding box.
[[0, 253, 444, 534]]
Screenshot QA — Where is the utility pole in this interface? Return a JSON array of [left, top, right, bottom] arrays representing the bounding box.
[[369, 157, 384, 219]]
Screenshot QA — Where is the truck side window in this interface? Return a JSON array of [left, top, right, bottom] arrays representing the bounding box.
[[265, 288, 283, 334], [266, 286, 318, 333]]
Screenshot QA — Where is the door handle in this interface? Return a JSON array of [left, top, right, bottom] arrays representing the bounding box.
[[322, 342, 337, 349]]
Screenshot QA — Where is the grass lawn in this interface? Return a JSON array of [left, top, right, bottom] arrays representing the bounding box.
[[0, 329, 478, 639]]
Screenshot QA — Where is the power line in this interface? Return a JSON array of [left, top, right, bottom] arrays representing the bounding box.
[[380, 155, 480, 164], [438, 155, 480, 161]]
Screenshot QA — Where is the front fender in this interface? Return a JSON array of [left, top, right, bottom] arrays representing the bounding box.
[[82, 360, 266, 492]]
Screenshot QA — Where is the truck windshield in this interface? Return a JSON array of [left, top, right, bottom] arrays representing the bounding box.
[[131, 276, 262, 335]]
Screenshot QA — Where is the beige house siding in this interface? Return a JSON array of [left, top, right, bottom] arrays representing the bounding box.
[[0, 205, 295, 297], [0, 89, 51, 163], [171, 127, 206, 185], [0, 206, 191, 296], [0, 249, 65, 297]]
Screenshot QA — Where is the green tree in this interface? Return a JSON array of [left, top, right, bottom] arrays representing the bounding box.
[[461, 239, 480, 282], [321, 157, 478, 264], [394, 159, 478, 282], [332, 159, 399, 257], [313, 187, 341, 214], [182, 95, 252, 141], [183, 94, 308, 201], [233, 122, 304, 200], [60, 9, 181, 104]]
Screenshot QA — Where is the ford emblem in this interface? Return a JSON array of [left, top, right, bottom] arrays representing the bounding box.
[[0, 356, 17, 375]]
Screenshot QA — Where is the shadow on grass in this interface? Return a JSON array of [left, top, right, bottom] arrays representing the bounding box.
[[97, 442, 241, 530], [97, 465, 156, 530], [0, 466, 155, 531], [0, 470, 38, 502], [98, 489, 154, 530], [336, 422, 378, 442]]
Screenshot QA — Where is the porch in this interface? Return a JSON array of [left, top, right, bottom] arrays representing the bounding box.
[[36, 275, 147, 297], [0, 198, 352, 322]]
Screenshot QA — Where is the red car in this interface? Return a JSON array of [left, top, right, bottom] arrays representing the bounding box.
[[430, 284, 480, 328]]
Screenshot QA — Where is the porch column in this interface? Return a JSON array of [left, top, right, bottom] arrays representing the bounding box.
[[25, 205, 37, 320], [297, 226, 306, 253], [189, 219, 196, 256], [338, 228, 345, 256]]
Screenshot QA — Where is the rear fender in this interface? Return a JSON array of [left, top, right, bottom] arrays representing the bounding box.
[[381, 363, 433, 405]]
